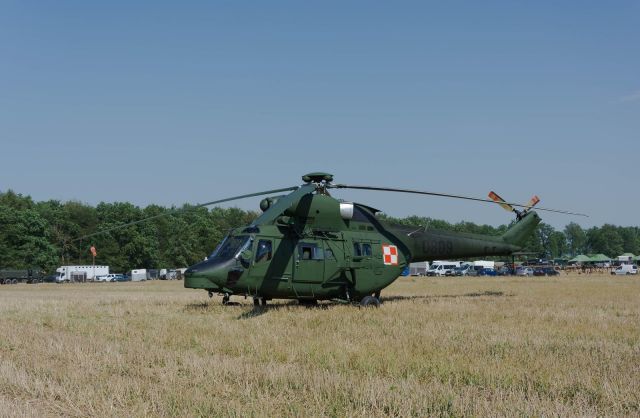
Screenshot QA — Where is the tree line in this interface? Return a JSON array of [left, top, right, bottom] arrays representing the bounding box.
[[1, 190, 638, 272]]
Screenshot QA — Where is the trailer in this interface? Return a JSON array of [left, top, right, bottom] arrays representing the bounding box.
[[55, 265, 109, 283], [473, 260, 495, 269], [129, 269, 148, 282], [409, 262, 430, 276], [0, 268, 46, 285]]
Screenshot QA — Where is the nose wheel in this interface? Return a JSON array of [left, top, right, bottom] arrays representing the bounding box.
[[222, 293, 230, 305]]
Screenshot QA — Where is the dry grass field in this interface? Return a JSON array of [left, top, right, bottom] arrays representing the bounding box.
[[0, 274, 638, 417]]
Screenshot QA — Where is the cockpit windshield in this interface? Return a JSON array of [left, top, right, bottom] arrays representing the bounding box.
[[209, 235, 251, 261]]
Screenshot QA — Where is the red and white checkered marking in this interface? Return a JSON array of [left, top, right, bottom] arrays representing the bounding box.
[[382, 245, 399, 266]]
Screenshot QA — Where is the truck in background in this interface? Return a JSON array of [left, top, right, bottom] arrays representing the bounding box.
[[0, 268, 46, 285], [55, 265, 109, 283]]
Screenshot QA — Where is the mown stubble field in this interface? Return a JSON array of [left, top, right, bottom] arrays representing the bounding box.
[[0, 274, 638, 417]]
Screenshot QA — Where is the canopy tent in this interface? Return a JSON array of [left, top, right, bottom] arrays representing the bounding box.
[[569, 255, 591, 263], [589, 254, 611, 262], [618, 253, 636, 262]]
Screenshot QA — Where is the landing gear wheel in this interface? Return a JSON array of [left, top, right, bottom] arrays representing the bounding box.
[[3, 279, 10, 285], [360, 296, 381, 308], [208, 291, 214, 298], [11, 279, 18, 285], [222, 293, 230, 305]]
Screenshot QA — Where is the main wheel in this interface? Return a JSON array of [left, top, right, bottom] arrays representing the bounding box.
[[360, 296, 380, 308], [11, 279, 18, 285]]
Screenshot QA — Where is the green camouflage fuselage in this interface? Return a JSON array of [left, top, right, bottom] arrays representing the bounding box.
[[184, 193, 540, 301]]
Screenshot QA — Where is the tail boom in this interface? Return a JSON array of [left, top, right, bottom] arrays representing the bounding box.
[[384, 211, 541, 262]]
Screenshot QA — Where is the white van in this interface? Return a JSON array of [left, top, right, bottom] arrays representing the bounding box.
[[426, 261, 461, 276], [612, 264, 638, 275]]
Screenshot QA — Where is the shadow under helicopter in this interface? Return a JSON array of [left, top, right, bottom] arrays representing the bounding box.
[[184, 290, 512, 319], [381, 290, 513, 303]]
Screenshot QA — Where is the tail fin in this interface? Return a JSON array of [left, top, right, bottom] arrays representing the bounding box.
[[501, 211, 541, 248]]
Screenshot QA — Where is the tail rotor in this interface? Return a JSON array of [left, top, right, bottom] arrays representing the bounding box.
[[488, 191, 541, 221]]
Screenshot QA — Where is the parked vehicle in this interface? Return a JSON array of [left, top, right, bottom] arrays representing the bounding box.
[[453, 264, 479, 276], [477, 267, 497, 276], [473, 260, 495, 269], [96, 273, 120, 282], [533, 267, 560, 276], [0, 268, 45, 285], [611, 264, 638, 275], [55, 265, 109, 283], [409, 262, 430, 276], [129, 269, 148, 281], [426, 261, 461, 277], [496, 266, 514, 276], [516, 267, 534, 276], [113, 274, 130, 282]]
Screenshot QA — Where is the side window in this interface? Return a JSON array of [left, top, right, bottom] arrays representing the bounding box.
[[353, 242, 362, 256], [326, 248, 335, 260], [255, 240, 272, 263], [299, 243, 323, 260], [362, 243, 372, 257]]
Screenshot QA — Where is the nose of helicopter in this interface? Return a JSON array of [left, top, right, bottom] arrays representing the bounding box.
[[184, 261, 227, 290]]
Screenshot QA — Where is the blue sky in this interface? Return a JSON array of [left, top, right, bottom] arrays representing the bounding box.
[[1, 1, 638, 229]]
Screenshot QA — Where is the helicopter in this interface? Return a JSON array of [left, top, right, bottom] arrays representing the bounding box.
[[175, 172, 586, 307]]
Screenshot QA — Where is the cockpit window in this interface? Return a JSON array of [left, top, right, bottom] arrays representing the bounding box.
[[209, 235, 251, 261], [255, 240, 272, 263]]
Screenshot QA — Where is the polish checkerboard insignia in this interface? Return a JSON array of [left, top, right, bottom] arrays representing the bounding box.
[[382, 244, 399, 266]]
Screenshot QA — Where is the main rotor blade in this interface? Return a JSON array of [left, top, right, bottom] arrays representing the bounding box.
[[250, 183, 317, 226], [331, 184, 588, 217], [71, 186, 300, 242]]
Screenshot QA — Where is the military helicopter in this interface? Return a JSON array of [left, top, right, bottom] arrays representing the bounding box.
[[172, 172, 585, 307]]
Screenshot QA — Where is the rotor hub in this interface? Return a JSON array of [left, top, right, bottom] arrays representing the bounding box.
[[302, 172, 334, 195]]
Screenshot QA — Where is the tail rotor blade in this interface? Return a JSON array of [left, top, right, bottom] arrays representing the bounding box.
[[488, 191, 515, 213], [525, 195, 541, 211]]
